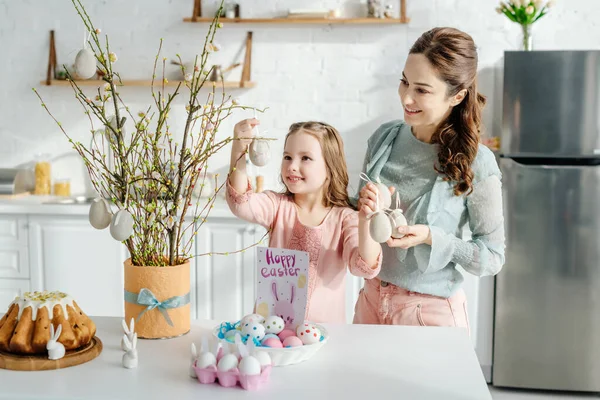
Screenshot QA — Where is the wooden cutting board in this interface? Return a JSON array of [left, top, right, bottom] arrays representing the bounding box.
[[0, 336, 103, 371]]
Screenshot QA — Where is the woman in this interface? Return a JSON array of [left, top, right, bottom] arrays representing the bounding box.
[[353, 27, 505, 331]]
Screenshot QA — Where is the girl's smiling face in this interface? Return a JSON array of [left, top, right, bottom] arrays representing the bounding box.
[[281, 130, 328, 196]]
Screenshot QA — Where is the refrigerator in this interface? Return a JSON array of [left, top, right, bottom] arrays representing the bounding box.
[[493, 51, 600, 392]]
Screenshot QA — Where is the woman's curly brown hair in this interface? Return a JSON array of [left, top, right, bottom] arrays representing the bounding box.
[[410, 27, 486, 196]]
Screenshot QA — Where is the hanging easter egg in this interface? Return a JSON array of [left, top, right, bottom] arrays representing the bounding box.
[[375, 182, 392, 210], [389, 209, 408, 239], [369, 212, 392, 243], [110, 209, 134, 241], [89, 198, 112, 230], [74, 48, 97, 79], [249, 139, 270, 167]]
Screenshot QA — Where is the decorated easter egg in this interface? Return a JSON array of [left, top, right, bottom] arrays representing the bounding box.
[[262, 338, 283, 348], [241, 313, 265, 325], [295, 323, 317, 336], [110, 209, 134, 241], [375, 182, 391, 209], [282, 336, 303, 347], [260, 333, 279, 344], [253, 351, 272, 367], [278, 329, 296, 341], [262, 315, 285, 334], [238, 355, 261, 376], [241, 321, 266, 341], [249, 139, 270, 167], [297, 324, 321, 345], [89, 197, 111, 230], [196, 352, 216, 369], [389, 209, 408, 239], [368, 212, 392, 243], [217, 353, 238, 372], [74, 48, 97, 79]]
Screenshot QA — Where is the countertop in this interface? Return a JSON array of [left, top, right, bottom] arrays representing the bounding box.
[[0, 317, 491, 400]]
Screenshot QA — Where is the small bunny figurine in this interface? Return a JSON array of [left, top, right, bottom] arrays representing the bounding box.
[[122, 332, 138, 369], [121, 318, 135, 351], [272, 281, 296, 328], [190, 342, 198, 378], [47, 323, 65, 360]]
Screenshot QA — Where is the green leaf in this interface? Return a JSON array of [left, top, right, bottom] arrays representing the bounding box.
[[503, 9, 518, 22]]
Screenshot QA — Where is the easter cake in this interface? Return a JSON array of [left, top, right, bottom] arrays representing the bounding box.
[[0, 291, 96, 354]]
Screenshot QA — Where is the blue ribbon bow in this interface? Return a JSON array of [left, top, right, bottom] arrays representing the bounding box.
[[124, 288, 190, 327]]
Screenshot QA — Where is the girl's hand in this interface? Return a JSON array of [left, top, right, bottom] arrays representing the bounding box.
[[358, 183, 395, 219], [233, 118, 259, 149], [386, 225, 432, 249]]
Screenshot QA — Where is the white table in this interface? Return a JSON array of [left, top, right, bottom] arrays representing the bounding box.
[[0, 317, 491, 400]]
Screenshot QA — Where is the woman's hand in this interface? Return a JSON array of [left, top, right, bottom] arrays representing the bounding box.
[[386, 225, 432, 249], [358, 183, 395, 220]]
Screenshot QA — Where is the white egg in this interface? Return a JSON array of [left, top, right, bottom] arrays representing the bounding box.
[[196, 352, 216, 369], [262, 315, 285, 334], [295, 322, 317, 336], [238, 356, 262, 376], [89, 198, 112, 230], [241, 313, 265, 325], [249, 139, 270, 167], [217, 353, 238, 372], [74, 48, 97, 79], [389, 209, 408, 239], [375, 182, 392, 209], [241, 321, 266, 341], [110, 209, 134, 241], [369, 212, 392, 243], [253, 351, 271, 368], [298, 326, 321, 345]]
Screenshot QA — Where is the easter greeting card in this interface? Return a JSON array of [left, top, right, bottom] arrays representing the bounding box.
[[255, 247, 309, 329]]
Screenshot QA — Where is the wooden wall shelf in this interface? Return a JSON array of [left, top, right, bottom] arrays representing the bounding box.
[[183, 17, 408, 24], [40, 79, 256, 89]]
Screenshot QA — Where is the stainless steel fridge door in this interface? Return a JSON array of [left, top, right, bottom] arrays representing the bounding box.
[[493, 158, 600, 391], [501, 51, 600, 157]]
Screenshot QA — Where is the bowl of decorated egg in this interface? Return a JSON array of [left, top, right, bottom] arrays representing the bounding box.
[[213, 314, 328, 366]]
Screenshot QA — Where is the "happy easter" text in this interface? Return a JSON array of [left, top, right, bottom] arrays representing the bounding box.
[[260, 249, 300, 278]]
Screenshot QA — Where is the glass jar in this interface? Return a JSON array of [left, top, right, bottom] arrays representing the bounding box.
[[54, 178, 71, 197], [34, 154, 52, 195]]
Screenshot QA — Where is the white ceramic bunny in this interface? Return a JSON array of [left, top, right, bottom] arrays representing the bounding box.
[[47, 324, 65, 360], [121, 318, 135, 351], [122, 332, 138, 369]]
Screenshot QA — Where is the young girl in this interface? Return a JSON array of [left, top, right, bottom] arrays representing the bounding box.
[[227, 120, 382, 324], [354, 27, 506, 331]]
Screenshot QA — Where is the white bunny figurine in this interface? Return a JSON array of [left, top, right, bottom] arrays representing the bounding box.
[[190, 342, 198, 378], [122, 332, 138, 369], [121, 318, 135, 351], [47, 324, 65, 360]]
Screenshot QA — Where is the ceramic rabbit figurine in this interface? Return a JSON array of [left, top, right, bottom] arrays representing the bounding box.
[[272, 281, 296, 328], [121, 318, 135, 351], [122, 332, 138, 369], [47, 324, 65, 360]]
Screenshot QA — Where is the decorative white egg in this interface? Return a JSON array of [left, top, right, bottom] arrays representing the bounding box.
[[295, 322, 317, 336], [196, 352, 216, 369], [217, 353, 238, 372], [389, 209, 408, 239], [89, 198, 112, 230], [253, 351, 272, 368], [375, 182, 392, 210], [238, 356, 262, 376], [297, 324, 321, 345], [74, 48, 97, 79], [241, 313, 265, 325], [369, 212, 392, 243], [249, 139, 270, 167], [110, 209, 134, 241], [241, 321, 266, 341], [262, 316, 285, 334]]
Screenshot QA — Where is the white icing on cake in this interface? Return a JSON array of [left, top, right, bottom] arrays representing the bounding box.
[[9, 291, 75, 321]]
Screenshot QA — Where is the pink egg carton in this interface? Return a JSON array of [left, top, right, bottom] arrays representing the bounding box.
[[193, 362, 272, 391]]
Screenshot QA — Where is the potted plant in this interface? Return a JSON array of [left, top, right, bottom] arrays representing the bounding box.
[[34, 0, 265, 339], [496, 0, 555, 51]]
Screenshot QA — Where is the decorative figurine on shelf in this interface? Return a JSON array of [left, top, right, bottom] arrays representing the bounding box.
[[47, 324, 66, 361], [121, 318, 135, 352], [122, 332, 138, 369], [367, 0, 378, 17], [384, 4, 394, 18]]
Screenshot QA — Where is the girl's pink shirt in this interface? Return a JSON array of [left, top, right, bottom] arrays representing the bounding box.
[[226, 180, 382, 323]]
